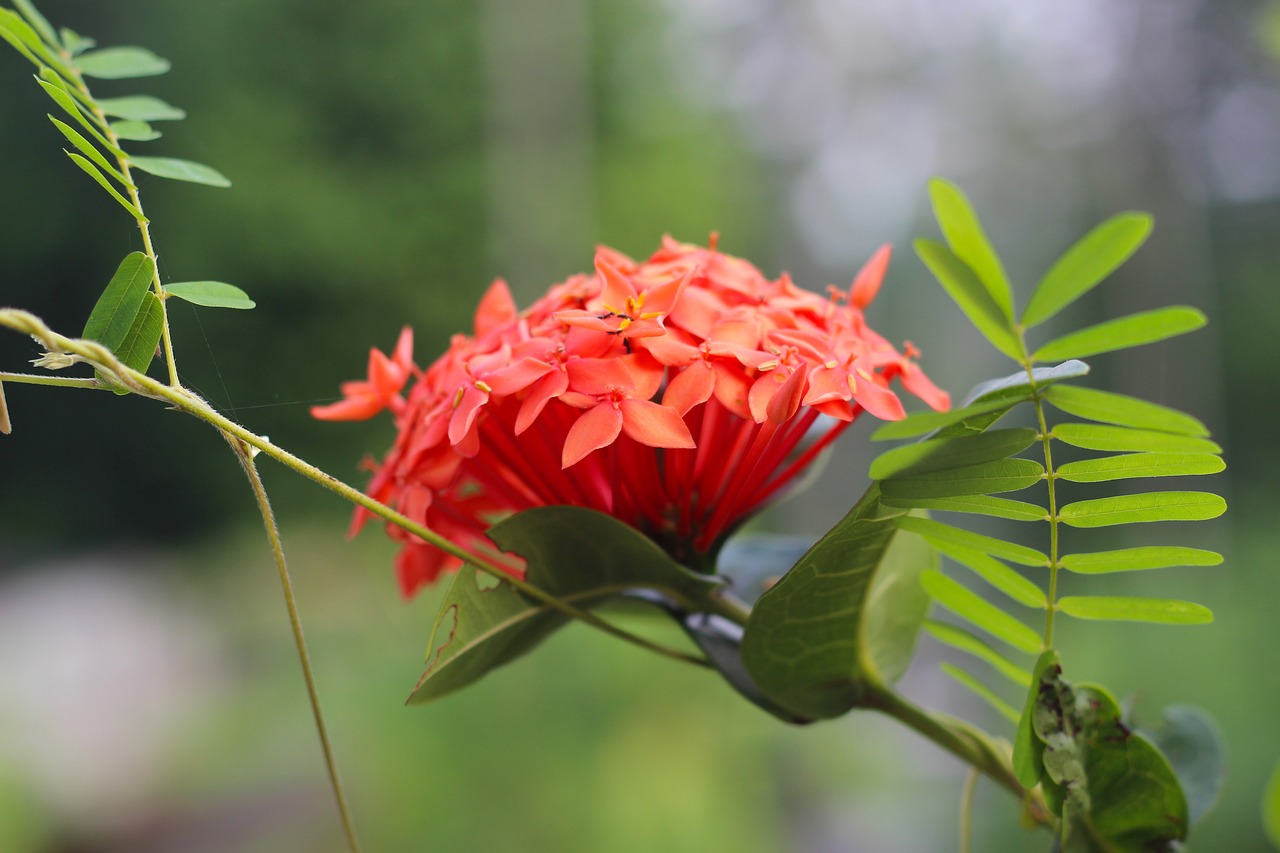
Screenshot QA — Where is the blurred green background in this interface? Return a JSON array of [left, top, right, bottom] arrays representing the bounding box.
[[1, 0, 1276, 850]]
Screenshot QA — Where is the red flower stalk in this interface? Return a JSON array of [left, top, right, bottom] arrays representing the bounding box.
[[314, 237, 949, 598]]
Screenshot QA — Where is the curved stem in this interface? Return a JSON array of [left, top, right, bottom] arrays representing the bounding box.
[[227, 435, 362, 853], [0, 309, 708, 670], [0, 371, 103, 389], [861, 680, 1053, 829], [960, 767, 979, 853]]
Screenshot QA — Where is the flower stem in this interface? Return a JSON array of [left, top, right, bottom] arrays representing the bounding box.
[[227, 434, 361, 853], [861, 680, 1053, 828], [0, 371, 104, 389]]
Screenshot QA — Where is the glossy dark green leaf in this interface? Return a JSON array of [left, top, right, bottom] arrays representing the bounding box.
[[110, 120, 161, 141], [1059, 491, 1226, 527], [880, 458, 1044, 499], [1057, 596, 1212, 624], [112, 291, 164, 376], [927, 178, 1015, 321], [82, 251, 155, 351], [923, 620, 1031, 685], [1139, 705, 1225, 825], [65, 152, 146, 220], [1052, 422, 1221, 455], [931, 542, 1046, 608], [741, 488, 936, 720], [1013, 649, 1059, 788], [1043, 384, 1208, 436], [880, 493, 1047, 522], [48, 117, 129, 185], [895, 516, 1048, 566], [164, 281, 255, 309], [1057, 684, 1189, 848], [1033, 306, 1206, 362], [915, 238, 1022, 360], [97, 95, 186, 122], [920, 570, 1042, 653], [1060, 546, 1222, 574], [1022, 212, 1153, 327], [870, 428, 1038, 480], [1056, 452, 1224, 483], [76, 46, 170, 79], [940, 663, 1019, 723], [409, 506, 721, 704], [127, 155, 230, 188]]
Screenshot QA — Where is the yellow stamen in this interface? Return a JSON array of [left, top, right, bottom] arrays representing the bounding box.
[[847, 374, 857, 394], [857, 367, 873, 381], [452, 387, 465, 408], [475, 380, 492, 393], [824, 359, 838, 370], [618, 317, 632, 331]]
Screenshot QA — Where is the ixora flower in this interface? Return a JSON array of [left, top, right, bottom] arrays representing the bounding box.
[[314, 237, 949, 598]]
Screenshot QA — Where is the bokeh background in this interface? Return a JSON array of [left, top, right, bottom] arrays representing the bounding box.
[[1, 0, 1276, 850]]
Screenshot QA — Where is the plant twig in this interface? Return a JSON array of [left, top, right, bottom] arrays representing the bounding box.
[[226, 433, 362, 853]]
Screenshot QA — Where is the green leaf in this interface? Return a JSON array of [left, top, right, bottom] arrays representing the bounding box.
[[1030, 677, 1190, 847], [870, 427, 1038, 479], [48, 117, 129, 186], [931, 360, 1091, 440], [82, 252, 155, 351], [37, 77, 119, 155], [0, 8, 66, 72], [895, 516, 1048, 567], [1060, 546, 1222, 574], [740, 488, 936, 720], [1052, 422, 1221, 455], [1013, 649, 1060, 788], [76, 46, 170, 79], [65, 152, 146, 220], [1022, 212, 1153, 327], [1033, 306, 1207, 362], [164, 281, 255, 309], [1059, 491, 1226, 527], [914, 238, 1022, 360], [871, 397, 1021, 441], [127, 155, 230, 188], [112, 291, 164, 376], [880, 458, 1044, 499], [1139, 705, 1225, 825], [880, 493, 1048, 522], [408, 506, 720, 704], [1043, 384, 1208, 436], [940, 663, 1019, 723], [110, 120, 161, 141], [97, 95, 186, 122], [1056, 596, 1213, 624], [12, 0, 58, 48], [923, 620, 1031, 685], [59, 27, 94, 56], [928, 178, 1015, 321], [1056, 452, 1224, 483], [932, 543, 1046, 609], [920, 570, 1042, 653]]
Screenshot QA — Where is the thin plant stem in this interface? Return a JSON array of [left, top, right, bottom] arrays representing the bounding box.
[[959, 767, 979, 853], [1024, 363, 1060, 649], [0, 371, 103, 389], [0, 309, 709, 670], [862, 680, 1053, 829], [226, 434, 362, 853]]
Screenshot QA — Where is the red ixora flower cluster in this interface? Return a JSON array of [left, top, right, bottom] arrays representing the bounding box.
[[314, 237, 949, 598]]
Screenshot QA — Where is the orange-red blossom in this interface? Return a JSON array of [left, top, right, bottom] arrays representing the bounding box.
[[313, 237, 949, 598]]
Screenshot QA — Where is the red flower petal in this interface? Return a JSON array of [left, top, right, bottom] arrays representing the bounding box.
[[850, 244, 892, 309], [562, 403, 624, 468], [475, 278, 517, 336], [663, 362, 715, 415], [619, 399, 696, 448]]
